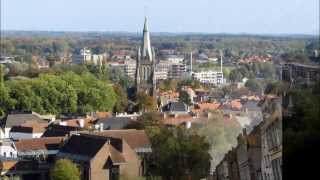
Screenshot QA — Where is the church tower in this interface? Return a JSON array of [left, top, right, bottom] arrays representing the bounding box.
[[135, 17, 156, 96]]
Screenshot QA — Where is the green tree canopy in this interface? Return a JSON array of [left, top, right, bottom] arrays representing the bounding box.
[[1, 72, 116, 116], [151, 127, 212, 180], [196, 110, 241, 170], [245, 78, 262, 93], [179, 90, 192, 105], [51, 159, 80, 180]]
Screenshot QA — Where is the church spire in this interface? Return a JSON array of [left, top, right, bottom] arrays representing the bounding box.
[[142, 16, 153, 61]]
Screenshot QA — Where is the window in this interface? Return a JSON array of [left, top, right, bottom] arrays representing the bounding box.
[[110, 166, 119, 180]]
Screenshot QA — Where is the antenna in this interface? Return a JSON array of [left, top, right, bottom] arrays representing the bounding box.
[[144, 5, 148, 18], [220, 50, 223, 73], [190, 51, 193, 75]]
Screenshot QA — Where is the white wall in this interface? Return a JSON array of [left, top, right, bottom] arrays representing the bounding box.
[[0, 144, 17, 158], [4, 128, 11, 139]]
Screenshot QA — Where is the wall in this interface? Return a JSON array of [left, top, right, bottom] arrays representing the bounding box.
[[119, 140, 141, 178], [0, 145, 17, 158], [9, 132, 43, 140]]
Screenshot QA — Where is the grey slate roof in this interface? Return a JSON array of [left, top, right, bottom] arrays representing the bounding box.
[[42, 124, 82, 137], [242, 101, 261, 111], [95, 117, 134, 130], [169, 102, 188, 112]]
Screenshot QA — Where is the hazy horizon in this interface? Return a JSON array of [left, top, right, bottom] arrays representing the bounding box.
[[1, 0, 319, 35]]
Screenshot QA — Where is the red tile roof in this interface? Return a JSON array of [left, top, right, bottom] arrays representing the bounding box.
[[10, 121, 48, 133], [164, 114, 192, 125], [193, 102, 220, 112], [15, 137, 65, 151], [231, 99, 242, 110], [92, 130, 151, 150], [62, 117, 96, 128]]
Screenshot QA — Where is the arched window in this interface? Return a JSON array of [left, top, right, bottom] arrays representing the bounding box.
[[144, 67, 148, 80]]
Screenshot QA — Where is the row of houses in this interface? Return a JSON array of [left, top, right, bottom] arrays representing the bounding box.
[[214, 96, 282, 180], [0, 111, 152, 180]]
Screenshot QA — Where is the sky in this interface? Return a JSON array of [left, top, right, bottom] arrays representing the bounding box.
[[1, 0, 319, 34]]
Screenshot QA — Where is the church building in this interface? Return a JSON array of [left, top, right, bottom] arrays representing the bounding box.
[[135, 17, 156, 97]]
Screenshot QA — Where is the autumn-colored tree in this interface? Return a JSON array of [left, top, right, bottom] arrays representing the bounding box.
[[51, 159, 80, 180], [135, 92, 157, 112], [113, 85, 128, 113]]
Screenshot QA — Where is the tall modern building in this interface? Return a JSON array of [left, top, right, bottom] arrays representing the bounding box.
[[135, 17, 156, 96]]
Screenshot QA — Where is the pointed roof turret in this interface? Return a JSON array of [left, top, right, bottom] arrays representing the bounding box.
[[141, 16, 153, 61]]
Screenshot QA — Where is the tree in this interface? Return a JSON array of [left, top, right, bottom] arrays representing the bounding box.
[[0, 64, 4, 86], [151, 127, 212, 179], [158, 79, 178, 92], [2, 71, 116, 116], [196, 110, 241, 170], [229, 69, 243, 82], [113, 85, 128, 113], [0, 85, 15, 117], [135, 92, 157, 112], [245, 78, 262, 93], [283, 82, 320, 179], [264, 81, 287, 95], [178, 78, 201, 89], [125, 112, 163, 138], [51, 159, 80, 180], [179, 90, 192, 105]]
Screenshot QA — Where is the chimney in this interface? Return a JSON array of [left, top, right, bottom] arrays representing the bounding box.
[[50, 117, 56, 123], [78, 119, 84, 128], [186, 121, 192, 129], [243, 128, 247, 136], [163, 113, 167, 119], [99, 123, 104, 132], [207, 111, 212, 119]]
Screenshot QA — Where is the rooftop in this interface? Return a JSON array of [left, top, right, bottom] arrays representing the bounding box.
[[90, 129, 151, 150], [15, 137, 64, 152], [3, 112, 49, 128]]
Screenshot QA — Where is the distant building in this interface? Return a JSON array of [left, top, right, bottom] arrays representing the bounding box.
[[155, 61, 170, 80], [192, 51, 224, 85], [216, 149, 240, 180], [155, 60, 189, 80], [72, 48, 106, 65], [196, 53, 209, 63], [168, 63, 187, 79], [281, 62, 320, 86], [236, 127, 262, 180], [260, 98, 282, 180], [192, 71, 224, 85], [164, 55, 185, 64], [108, 60, 136, 79], [124, 60, 137, 79]]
